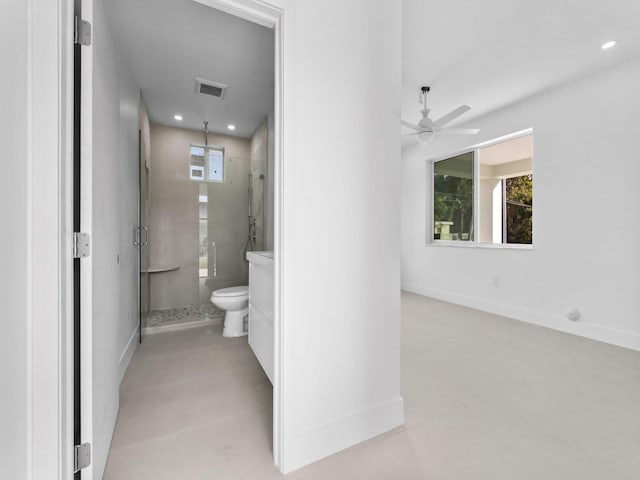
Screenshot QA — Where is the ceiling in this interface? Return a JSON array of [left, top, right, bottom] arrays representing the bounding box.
[[103, 0, 274, 138], [479, 134, 532, 167], [402, 0, 640, 142], [103, 0, 640, 141]]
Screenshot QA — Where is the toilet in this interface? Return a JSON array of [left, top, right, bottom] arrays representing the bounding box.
[[210, 285, 249, 337]]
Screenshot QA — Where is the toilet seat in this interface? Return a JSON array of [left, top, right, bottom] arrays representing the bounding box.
[[213, 285, 248, 298]]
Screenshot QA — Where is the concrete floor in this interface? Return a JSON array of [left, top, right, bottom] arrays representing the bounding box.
[[104, 292, 640, 479]]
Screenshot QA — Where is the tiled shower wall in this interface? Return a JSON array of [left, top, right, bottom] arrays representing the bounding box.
[[148, 124, 252, 311]]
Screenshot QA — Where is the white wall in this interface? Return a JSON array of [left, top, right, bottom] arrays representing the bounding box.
[[1, 0, 74, 478], [0, 2, 29, 477], [83, 0, 141, 477], [280, 0, 404, 472], [402, 56, 640, 351]]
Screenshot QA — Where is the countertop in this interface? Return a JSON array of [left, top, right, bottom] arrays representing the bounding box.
[[246, 251, 274, 269]]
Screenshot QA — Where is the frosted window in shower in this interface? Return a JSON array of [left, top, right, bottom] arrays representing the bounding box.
[[189, 145, 224, 183], [207, 148, 224, 182], [190, 146, 205, 166], [189, 165, 204, 180]]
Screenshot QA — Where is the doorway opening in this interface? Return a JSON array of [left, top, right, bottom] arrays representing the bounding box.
[[77, 0, 284, 477]]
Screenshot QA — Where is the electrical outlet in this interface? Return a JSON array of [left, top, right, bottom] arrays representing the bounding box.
[[492, 276, 500, 287]]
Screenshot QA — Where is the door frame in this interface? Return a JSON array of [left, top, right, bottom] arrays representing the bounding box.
[[193, 0, 289, 469], [31, 0, 289, 476], [27, 0, 76, 477], [194, 0, 288, 468]]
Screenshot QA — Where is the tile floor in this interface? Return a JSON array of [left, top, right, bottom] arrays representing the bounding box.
[[104, 292, 640, 479], [144, 304, 224, 328]]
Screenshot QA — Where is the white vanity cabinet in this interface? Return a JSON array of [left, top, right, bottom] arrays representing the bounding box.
[[247, 252, 274, 383]]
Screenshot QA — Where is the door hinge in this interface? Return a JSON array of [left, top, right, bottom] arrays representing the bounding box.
[[73, 232, 90, 259], [74, 443, 91, 472], [74, 16, 92, 46]]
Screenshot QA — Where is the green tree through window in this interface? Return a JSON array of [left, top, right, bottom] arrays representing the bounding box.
[[505, 174, 532, 244], [433, 152, 474, 241]]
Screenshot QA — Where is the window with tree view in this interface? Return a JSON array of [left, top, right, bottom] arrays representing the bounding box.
[[504, 174, 533, 244], [433, 152, 474, 241], [432, 132, 533, 245]]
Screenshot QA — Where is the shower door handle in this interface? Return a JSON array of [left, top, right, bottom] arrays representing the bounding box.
[[133, 226, 140, 246], [141, 227, 149, 246]]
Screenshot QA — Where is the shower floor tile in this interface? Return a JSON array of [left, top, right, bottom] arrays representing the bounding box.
[[144, 305, 224, 329]]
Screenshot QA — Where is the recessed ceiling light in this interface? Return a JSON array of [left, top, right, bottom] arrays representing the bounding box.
[[174, 114, 183, 121], [227, 124, 236, 131], [601, 40, 616, 50]]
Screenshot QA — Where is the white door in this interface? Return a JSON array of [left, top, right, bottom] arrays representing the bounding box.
[[78, 0, 142, 477]]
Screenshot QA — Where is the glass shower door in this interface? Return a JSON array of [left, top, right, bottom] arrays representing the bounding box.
[[139, 130, 151, 340], [199, 156, 257, 304]]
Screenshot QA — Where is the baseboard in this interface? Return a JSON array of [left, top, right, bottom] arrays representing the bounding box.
[[118, 325, 139, 383], [402, 282, 640, 352], [284, 396, 405, 474]]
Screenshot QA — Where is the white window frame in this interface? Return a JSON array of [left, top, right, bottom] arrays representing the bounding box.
[[427, 128, 533, 249], [189, 144, 226, 183]]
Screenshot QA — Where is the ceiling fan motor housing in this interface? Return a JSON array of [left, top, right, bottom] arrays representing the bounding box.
[[401, 85, 478, 140]]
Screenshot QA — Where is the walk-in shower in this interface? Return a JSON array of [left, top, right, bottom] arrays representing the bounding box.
[[141, 116, 270, 332]]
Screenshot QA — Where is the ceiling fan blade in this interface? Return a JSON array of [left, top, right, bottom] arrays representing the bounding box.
[[402, 131, 421, 137], [433, 105, 471, 127], [439, 128, 480, 135], [401, 120, 422, 132]]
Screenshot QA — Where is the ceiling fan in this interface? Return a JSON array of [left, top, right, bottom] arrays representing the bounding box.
[[402, 86, 479, 143]]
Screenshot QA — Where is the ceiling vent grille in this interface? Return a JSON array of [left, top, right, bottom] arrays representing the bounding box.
[[195, 77, 228, 99]]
